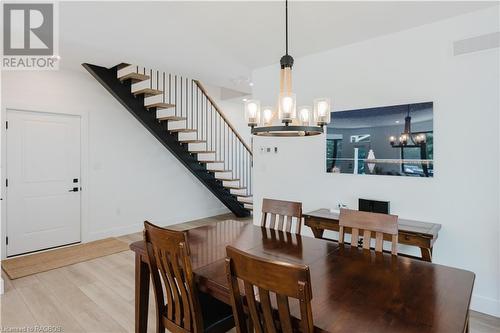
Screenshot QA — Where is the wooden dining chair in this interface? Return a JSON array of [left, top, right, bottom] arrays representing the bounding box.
[[261, 198, 303, 234], [143, 221, 235, 333], [338, 208, 399, 255], [225, 245, 314, 333]]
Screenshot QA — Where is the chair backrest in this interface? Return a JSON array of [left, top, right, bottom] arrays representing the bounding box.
[[261, 198, 303, 234], [225, 245, 314, 333], [144, 221, 203, 333], [338, 208, 399, 255]]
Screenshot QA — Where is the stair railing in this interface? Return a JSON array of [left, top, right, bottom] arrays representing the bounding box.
[[127, 65, 253, 197]]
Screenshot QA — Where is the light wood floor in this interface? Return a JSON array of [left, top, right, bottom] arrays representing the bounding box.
[[1, 213, 499, 333]]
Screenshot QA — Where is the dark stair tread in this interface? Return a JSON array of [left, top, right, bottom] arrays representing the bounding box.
[[235, 194, 252, 197], [225, 185, 246, 190], [116, 63, 131, 70], [157, 116, 186, 121], [169, 128, 197, 133], [179, 139, 206, 143], [119, 72, 150, 82], [147, 102, 176, 110], [133, 88, 163, 97], [189, 150, 216, 154]]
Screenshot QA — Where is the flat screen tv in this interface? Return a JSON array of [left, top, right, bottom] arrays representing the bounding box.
[[326, 102, 433, 177]]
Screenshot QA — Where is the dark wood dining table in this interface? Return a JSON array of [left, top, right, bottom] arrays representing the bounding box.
[[130, 220, 474, 333]]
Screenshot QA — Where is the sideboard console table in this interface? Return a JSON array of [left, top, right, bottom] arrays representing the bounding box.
[[303, 208, 441, 262]]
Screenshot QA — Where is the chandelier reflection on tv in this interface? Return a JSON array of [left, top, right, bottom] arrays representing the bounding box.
[[389, 105, 427, 148]]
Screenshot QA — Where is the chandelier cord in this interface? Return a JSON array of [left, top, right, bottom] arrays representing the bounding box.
[[285, 0, 288, 55]]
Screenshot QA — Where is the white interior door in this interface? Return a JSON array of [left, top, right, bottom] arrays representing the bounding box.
[[6, 110, 81, 256]]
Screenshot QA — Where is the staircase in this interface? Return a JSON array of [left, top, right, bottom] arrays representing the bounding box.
[[83, 63, 253, 217]]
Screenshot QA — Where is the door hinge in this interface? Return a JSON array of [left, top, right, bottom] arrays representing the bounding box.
[[6, 236, 8, 245], [5, 178, 8, 187], [5, 121, 8, 130]]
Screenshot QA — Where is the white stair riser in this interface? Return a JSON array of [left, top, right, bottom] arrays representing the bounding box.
[[207, 165, 227, 171], [230, 188, 247, 196], [131, 79, 151, 91], [244, 204, 253, 210], [156, 109, 176, 118], [144, 94, 164, 105], [206, 161, 224, 168], [237, 197, 253, 204], [223, 180, 240, 187], [178, 132, 198, 141], [117, 65, 135, 78], [214, 171, 232, 178], [188, 142, 207, 151], [168, 121, 188, 130], [196, 152, 216, 160]]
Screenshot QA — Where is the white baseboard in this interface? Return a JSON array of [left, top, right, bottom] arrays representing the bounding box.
[[471, 294, 500, 318], [85, 207, 230, 242]]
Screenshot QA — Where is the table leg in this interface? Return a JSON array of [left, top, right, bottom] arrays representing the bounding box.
[[310, 227, 324, 239], [420, 247, 433, 262], [135, 253, 150, 333]]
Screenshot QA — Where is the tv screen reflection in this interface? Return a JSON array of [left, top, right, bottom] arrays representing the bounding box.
[[326, 102, 433, 177]]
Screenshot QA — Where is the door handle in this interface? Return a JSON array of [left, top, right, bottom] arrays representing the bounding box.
[[68, 187, 79, 192]]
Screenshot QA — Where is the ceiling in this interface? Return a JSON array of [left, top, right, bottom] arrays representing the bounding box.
[[59, 1, 496, 92]]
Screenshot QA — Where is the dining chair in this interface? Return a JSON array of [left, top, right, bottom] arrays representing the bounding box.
[[338, 208, 399, 255], [225, 245, 314, 333], [143, 221, 235, 333], [261, 198, 303, 234]]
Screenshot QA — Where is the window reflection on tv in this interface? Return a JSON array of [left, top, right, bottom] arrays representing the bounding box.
[[326, 102, 433, 177]]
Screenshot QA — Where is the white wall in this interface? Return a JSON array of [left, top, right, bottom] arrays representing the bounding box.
[[252, 7, 500, 316], [1, 67, 229, 258]]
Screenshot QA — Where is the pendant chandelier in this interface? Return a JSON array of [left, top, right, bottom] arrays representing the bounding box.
[[389, 105, 427, 147], [245, 0, 331, 137]]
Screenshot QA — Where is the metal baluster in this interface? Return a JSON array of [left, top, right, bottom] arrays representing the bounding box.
[[196, 88, 200, 140], [205, 96, 208, 150], [191, 81, 194, 130], [186, 78, 189, 126], [162, 72, 165, 103], [168, 74, 171, 105], [224, 123, 227, 171], [219, 115, 222, 162], [201, 91, 204, 141], [210, 103, 215, 150]]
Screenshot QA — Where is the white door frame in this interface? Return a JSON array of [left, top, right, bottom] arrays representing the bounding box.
[[1, 107, 89, 260]]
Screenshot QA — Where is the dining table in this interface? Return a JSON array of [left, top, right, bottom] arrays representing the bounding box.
[[130, 220, 474, 333]]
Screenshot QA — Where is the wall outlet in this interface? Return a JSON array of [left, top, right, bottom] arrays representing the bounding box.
[[337, 202, 347, 209], [259, 146, 278, 154]]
